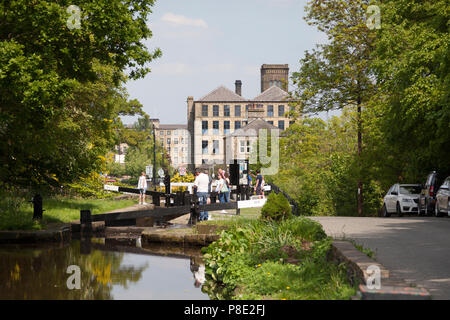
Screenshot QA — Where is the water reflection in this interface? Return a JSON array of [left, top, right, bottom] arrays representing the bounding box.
[[0, 238, 208, 300]]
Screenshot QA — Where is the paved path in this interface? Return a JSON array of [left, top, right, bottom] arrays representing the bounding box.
[[311, 216, 450, 299]]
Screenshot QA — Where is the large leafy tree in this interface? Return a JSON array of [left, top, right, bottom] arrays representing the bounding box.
[[291, 0, 378, 215], [0, 0, 161, 188], [372, 0, 450, 179]]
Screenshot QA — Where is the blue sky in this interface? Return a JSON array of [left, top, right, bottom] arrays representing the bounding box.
[[123, 0, 329, 125]]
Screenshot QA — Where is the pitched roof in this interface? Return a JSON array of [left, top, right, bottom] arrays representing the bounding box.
[[253, 85, 289, 102], [229, 118, 280, 137], [198, 85, 247, 102]]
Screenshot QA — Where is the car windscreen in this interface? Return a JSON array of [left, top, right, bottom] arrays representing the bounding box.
[[399, 186, 421, 195]]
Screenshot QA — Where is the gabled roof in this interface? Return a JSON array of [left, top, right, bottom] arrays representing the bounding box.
[[253, 85, 289, 102], [198, 85, 247, 102], [229, 118, 280, 137]]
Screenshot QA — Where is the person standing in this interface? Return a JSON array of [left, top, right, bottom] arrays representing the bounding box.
[[193, 167, 210, 221], [217, 171, 230, 203], [255, 169, 264, 199], [138, 172, 148, 205]]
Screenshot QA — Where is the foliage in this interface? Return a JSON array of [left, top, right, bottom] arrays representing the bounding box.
[[371, 0, 450, 179], [201, 217, 354, 300], [0, 0, 161, 189], [260, 192, 293, 222]]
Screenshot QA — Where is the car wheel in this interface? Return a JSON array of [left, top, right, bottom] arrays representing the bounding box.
[[383, 204, 390, 218], [435, 203, 443, 218], [396, 202, 403, 217]]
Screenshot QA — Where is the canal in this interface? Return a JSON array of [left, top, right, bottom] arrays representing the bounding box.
[[0, 238, 209, 300]]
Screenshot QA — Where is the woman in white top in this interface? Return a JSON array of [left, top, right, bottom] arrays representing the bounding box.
[[216, 171, 230, 203], [138, 172, 148, 205]]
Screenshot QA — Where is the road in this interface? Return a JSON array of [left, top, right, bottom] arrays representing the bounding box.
[[311, 216, 450, 300]]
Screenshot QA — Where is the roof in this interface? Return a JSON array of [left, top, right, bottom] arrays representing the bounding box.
[[253, 85, 289, 102], [157, 124, 187, 130], [229, 118, 280, 137], [198, 85, 247, 102]]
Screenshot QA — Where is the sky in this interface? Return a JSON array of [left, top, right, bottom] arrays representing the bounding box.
[[122, 0, 332, 125]]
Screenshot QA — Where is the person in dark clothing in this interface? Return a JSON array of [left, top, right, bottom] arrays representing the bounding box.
[[255, 169, 264, 198]]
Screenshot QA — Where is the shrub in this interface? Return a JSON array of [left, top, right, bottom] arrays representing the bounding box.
[[260, 192, 293, 221]]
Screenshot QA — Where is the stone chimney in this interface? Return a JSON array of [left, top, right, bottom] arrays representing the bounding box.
[[235, 80, 242, 96]]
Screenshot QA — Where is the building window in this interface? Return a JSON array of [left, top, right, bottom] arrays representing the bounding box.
[[213, 105, 219, 117], [278, 105, 285, 117], [278, 120, 285, 130], [235, 105, 241, 117], [202, 121, 208, 135], [235, 121, 241, 130], [213, 121, 219, 135], [174, 147, 178, 153], [268, 121, 273, 125], [202, 141, 208, 155], [160, 138, 164, 145], [245, 105, 249, 117], [160, 131, 164, 135], [240, 140, 251, 153], [240, 140, 245, 153], [181, 137, 184, 144], [213, 140, 219, 154], [202, 105, 208, 117], [173, 157, 178, 164], [267, 105, 274, 117], [224, 121, 230, 134], [224, 105, 230, 117], [289, 120, 295, 126], [174, 138, 178, 144], [167, 138, 171, 144]]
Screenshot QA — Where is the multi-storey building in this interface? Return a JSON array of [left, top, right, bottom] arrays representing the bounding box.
[[187, 64, 293, 170], [156, 124, 190, 169]]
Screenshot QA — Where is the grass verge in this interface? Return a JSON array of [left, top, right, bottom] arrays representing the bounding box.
[[0, 195, 136, 231]]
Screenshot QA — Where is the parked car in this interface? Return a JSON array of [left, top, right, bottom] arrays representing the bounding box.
[[418, 171, 442, 216], [435, 176, 450, 217], [382, 184, 421, 217]]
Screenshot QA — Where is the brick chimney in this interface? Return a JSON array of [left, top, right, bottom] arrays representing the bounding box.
[[235, 80, 242, 96]]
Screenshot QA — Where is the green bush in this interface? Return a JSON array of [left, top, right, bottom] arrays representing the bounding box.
[[260, 192, 293, 221], [201, 217, 355, 300]]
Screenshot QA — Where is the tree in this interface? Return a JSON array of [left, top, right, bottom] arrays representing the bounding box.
[[372, 0, 450, 179], [291, 0, 378, 215], [0, 0, 161, 188]]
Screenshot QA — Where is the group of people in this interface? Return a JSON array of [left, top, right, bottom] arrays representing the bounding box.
[[192, 167, 231, 221], [137, 167, 265, 220], [193, 167, 265, 221]]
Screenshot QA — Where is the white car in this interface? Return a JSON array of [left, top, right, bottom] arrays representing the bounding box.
[[382, 184, 421, 217]]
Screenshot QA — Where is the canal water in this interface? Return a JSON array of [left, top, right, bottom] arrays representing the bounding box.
[[0, 238, 209, 300]]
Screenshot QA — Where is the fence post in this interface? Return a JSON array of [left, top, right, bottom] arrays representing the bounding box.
[[152, 193, 160, 207], [80, 209, 92, 234], [188, 194, 199, 225]]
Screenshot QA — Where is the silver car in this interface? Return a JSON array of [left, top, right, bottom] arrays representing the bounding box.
[[435, 176, 450, 217], [382, 184, 421, 217]]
